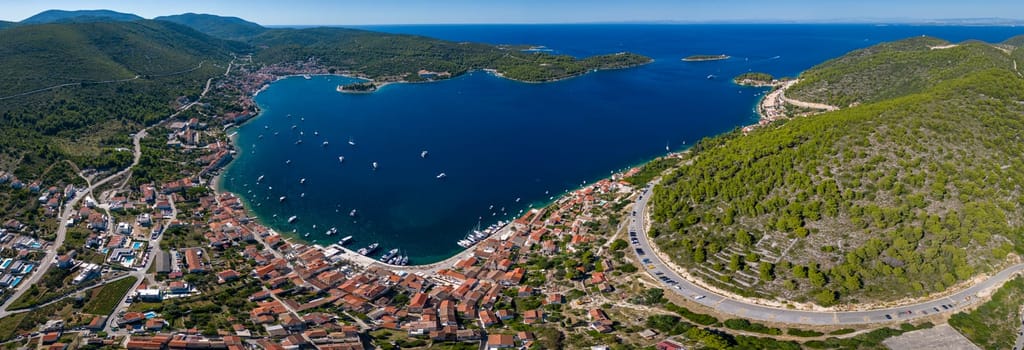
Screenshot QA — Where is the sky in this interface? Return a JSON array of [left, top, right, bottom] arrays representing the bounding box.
[[2, 0, 1023, 25]]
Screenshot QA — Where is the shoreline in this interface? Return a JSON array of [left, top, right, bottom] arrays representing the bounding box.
[[212, 58, 689, 267]]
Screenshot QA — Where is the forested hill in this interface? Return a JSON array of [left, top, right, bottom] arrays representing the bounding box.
[[0, 20, 236, 174], [20, 9, 142, 24], [155, 13, 267, 41], [786, 36, 1014, 108], [649, 38, 1024, 306]]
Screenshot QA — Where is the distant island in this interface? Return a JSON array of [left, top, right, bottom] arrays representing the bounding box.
[[733, 72, 776, 86], [682, 54, 730, 62]]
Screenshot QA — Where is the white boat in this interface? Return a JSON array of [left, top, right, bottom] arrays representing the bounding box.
[[303, 74, 311, 79], [372, 162, 378, 170], [292, 125, 298, 130], [322, 141, 329, 147], [314, 131, 319, 136], [436, 173, 446, 179], [338, 156, 345, 163], [304, 233, 310, 237], [300, 178, 306, 184], [288, 216, 298, 223], [421, 150, 429, 158], [349, 209, 358, 217], [279, 196, 286, 202], [295, 140, 302, 145], [515, 197, 521, 203], [285, 160, 292, 165], [339, 235, 353, 245], [326, 227, 337, 236], [358, 243, 379, 255], [300, 193, 305, 198], [380, 248, 399, 262], [348, 137, 356, 146], [257, 175, 265, 182], [398, 256, 409, 265]]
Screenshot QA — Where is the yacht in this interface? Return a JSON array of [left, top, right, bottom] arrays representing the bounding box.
[[314, 131, 319, 136], [300, 193, 305, 198], [257, 175, 265, 183], [326, 227, 337, 236], [292, 125, 298, 130], [372, 162, 378, 170], [357, 243, 379, 255], [515, 197, 521, 203], [322, 141, 329, 147], [304, 233, 310, 237], [288, 216, 298, 223], [279, 196, 286, 202], [295, 140, 303, 145], [421, 150, 429, 158], [300, 178, 306, 185], [436, 172, 446, 179], [338, 156, 345, 163], [339, 235, 353, 245], [348, 138, 356, 146], [303, 74, 311, 80], [398, 255, 409, 266], [380, 248, 399, 262], [349, 209, 358, 217], [285, 160, 292, 165]]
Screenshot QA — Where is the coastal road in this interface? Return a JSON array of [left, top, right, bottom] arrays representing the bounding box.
[[629, 180, 1024, 326]]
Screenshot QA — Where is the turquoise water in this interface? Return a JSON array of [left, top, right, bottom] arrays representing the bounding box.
[[132, 241, 144, 250], [222, 24, 1024, 264]]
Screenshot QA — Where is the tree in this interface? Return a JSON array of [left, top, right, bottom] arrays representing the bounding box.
[[759, 262, 774, 282], [610, 239, 628, 251], [729, 254, 743, 272], [815, 290, 837, 305]]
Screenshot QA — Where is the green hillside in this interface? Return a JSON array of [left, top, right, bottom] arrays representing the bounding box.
[[155, 13, 266, 40], [0, 20, 236, 176], [786, 37, 1013, 108], [20, 9, 142, 24], [0, 21, 14, 30], [650, 39, 1024, 305]]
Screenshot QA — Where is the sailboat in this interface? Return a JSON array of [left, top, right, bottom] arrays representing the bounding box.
[[338, 156, 345, 163], [300, 178, 306, 185], [257, 175, 265, 183], [665, 141, 670, 152], [436, 172, 447, 179], [421, 150, 429, 158], [348, 137, 356, 146], [372, 162, 378, 170]]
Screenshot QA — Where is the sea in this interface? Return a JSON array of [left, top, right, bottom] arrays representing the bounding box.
[[221, 24, 1024, 264]]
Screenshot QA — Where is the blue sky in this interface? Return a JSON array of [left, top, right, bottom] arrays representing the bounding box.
[[2, 0, 1023, 25]]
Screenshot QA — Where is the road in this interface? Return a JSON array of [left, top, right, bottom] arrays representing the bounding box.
[[629, 180, 1024, 326], [0, 60, 228, 327]]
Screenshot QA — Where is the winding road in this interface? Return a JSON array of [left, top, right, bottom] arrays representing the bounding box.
[[0, 60, 229, 321], [630, 180, 1024, 326]]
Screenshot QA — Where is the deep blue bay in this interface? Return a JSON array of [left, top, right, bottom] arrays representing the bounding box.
[[222, 24, 1024, 263]]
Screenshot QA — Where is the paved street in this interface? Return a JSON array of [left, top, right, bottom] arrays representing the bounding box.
[[629, 180, 1024, 326]]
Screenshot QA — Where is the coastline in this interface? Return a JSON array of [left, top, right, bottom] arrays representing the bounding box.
[[212, 58, 678, 267]]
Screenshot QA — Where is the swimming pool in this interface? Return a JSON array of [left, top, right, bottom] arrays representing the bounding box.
[[10, 277, 22, 287], [0, 258, 12, 269], [21, 265, 32, 274], [132, 241, 145, 250], [144, 311, 158, 319]]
